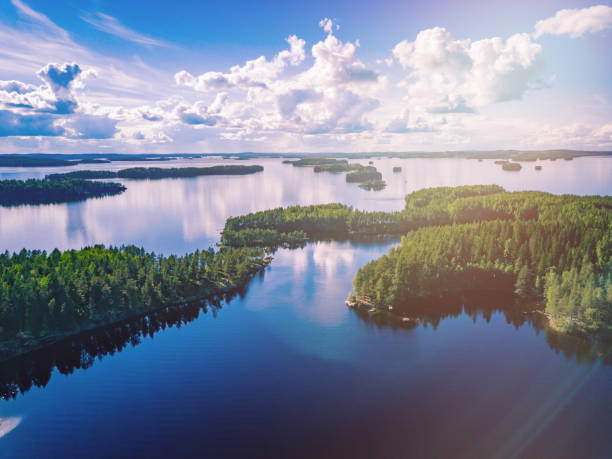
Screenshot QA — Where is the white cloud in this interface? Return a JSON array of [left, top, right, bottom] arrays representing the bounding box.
[[534, 5, 612, 38], [175, 25, 382, 137], [82, 12, 169, 47], [0, 3, 610, 153], [392, 28, 543, 113], [175, 35, 306, 92], [319, 18, 334, 35], [10, 0, 69, 41]]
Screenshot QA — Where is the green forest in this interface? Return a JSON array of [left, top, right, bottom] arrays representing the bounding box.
[[0, 178, 126, 206], [350, 186, 611, 334], [221, 185, 611, 334], [1, 184, 610, 362], [0, 245, 268, 358], [46, 165, 264, 180], [285, 157, 387, 190]]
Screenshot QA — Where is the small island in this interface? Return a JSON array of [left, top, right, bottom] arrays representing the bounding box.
[[346, 166, 382, 183], [535, 165, 542, 170], [0, 178, 126, 206], [46, 165, 264, 181], [0, 156, 109, 167], [393, 166, 402, 173], [500, 161, 522, 171], [358, 179, 386, 190], [285, 157, 387, 191]]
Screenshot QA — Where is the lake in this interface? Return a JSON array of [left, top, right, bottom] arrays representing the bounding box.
[[1, 156, 611, 458]]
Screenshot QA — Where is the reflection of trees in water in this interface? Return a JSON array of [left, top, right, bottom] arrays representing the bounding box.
[[65, 202, 88, 242], [352, 291, 612, 366], [0, 287, 248, 400]]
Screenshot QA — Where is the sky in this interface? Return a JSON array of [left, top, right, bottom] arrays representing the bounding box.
[[0, 0, 610, 153]]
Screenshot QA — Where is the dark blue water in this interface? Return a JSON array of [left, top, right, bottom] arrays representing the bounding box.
[[1, 157, 611, 458]]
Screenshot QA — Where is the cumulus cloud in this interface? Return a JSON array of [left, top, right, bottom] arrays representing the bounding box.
[[534, 5, 612, 38], [0, 109, 64, 136], [529, 122, 612, 148], [175, 35, 306, 92], [0, 4, 610, 152], [0, 62, 94, 115], [64, 113, 118, 139], [392, 27, 543, 112], [385, 110, 442, 133], [0, 62, 117, 139], [174, 23, 382, 137], [319, 18, 334, 34], [176, 102, 220, 126]]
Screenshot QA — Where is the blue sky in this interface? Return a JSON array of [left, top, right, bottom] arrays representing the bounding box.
[[0, 0, 610, 152]]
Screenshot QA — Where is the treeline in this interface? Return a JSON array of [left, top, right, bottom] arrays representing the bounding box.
[[221, 186, 511, 246], [220, 185, 611, 333], [350, 187, 611, 334], [346, 166, 382, 183], [0, 245, 269, 355], [285, 157, 387, 190], [46, 165, 264, 181], [0, 156, 109, 167], [500, 161, 522, 171], [0, 178, 126, 206], [221, 204, 352, 246]]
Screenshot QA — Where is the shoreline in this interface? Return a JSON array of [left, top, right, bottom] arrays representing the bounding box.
[[345, 296, 611, 339], [0, 258, 271, 363]]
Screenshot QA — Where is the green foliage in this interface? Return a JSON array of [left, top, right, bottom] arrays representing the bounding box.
[[116, 165, 263, 179], [0, 156, 74, 167], [350, 186, 612, 333], [346, 166, 382, 183], [0, 178, 126, 206], [501, 162, 522, 171], [0, 245, 267, 340], [222, 203, 352, 247], [46, 165, 264, 181], [46, 170, 118, 180], [287, 158, 344, 167]]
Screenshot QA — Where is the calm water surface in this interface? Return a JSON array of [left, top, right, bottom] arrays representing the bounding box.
[[0, 157, 611, 458]]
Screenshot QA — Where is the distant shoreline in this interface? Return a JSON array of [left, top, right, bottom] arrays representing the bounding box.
[[1, 150, 611, 167]]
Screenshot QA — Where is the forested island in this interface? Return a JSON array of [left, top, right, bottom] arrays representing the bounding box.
[[500, 161, 522, 171], [0, 178, 126, 206], [46, 165, 264, 180], [0, 165, 264, 206], [2, 183, 610, 362], [281, 149, 611, 161], [0, 155, 110, 167], [285, 157, 386, 190], [1, 150, 610, 169], [349, 186, 611, 335], [221, 186, 611, 335], [0, 245, 269, 361]]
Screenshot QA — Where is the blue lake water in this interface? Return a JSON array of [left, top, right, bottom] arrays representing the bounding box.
[[0, 156, 611, 458]]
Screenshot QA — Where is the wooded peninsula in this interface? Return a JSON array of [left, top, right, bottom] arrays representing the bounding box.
[[0, 246, 269, 360], [221, 186, 611, 335], [46, 165, 264, 180], [1, 184, 610, 362], [0, 165, 264, 206], [0, 178, 126, 206]]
